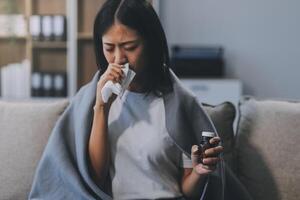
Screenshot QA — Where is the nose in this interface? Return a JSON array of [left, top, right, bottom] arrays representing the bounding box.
[[114, 48, 128, 65]]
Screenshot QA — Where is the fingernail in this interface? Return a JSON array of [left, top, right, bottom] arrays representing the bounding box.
[[192, 145, 199, 153]]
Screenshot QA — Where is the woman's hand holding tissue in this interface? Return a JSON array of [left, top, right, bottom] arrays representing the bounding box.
[[95, 63, 125, 108]]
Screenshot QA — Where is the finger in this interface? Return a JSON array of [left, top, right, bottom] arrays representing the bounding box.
[[194, 163, 216, 175], [209, 137, 221, 146], [111, 70, 123, 82], [191, 145, 201, 167], [109, 63, 124, 70], [108, 70, 122, 83], [202, 164, 217, 171], [192, 145, 201, 155], [106, 64, 123, 77], [105, 74, 119, 84], [111, 66, 125, 78], [204, 146, 224, 157], [202, 157, 220, 165]]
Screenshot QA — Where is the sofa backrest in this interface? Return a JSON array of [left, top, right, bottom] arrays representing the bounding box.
[[236, 97, 300, 200], [0, 99, 69, 200]]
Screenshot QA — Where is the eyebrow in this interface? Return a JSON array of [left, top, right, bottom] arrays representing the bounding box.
[[103, 40, 139, 46]]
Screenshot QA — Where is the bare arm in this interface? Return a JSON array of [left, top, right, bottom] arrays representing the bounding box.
[[181, 137, 223, 199], [181, 168, 208, 199], [88, 104, 110, 187], [88, 63, 124, 187]]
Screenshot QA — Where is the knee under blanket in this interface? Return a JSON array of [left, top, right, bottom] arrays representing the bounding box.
[[29, 70, 252, 200]]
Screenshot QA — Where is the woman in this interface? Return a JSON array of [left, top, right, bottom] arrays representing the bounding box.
[[89, 0, 223, 199], [30, 0, 231, 199]]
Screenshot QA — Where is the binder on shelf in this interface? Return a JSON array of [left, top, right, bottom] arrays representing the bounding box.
[[31, 71, 67, 98], [53, 15, 66, 41], [41, 15, 53, 41], [31, 72, 43, 97], [53, 73, 67, 97], [30, 15, 67, 41], [30, 15, 42, 41], [42, 73, 54, 97]]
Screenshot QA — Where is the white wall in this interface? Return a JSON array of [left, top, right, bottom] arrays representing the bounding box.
[[159, 0, 300, 99]]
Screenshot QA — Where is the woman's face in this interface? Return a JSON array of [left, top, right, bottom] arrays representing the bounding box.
[[102, 22, 146, 73]]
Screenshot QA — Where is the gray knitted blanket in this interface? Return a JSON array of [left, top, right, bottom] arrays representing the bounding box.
[[29, 70, 252, 200]]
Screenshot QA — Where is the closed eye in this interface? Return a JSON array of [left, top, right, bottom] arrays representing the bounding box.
[[124, 45, 138, 51], [105, 48, 114, 52], [104, 45, 114, 52]]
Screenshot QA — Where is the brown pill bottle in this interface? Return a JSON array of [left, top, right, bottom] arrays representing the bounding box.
[[200, 131, 216, 161]]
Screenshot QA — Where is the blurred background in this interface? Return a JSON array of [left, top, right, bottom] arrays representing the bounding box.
[[159, 0, 300, 101], [0, 0, 299, 107]]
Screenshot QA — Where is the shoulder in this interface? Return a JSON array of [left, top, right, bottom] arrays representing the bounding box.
[[168, 69, 198, 105], [69, 71, 100, 107]]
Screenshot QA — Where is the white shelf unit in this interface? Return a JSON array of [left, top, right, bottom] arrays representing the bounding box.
[[66, 0, 78, 97], [0, 0, 160, 99]]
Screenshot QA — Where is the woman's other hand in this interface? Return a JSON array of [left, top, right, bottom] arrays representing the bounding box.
[[191, 137, 223, 175]]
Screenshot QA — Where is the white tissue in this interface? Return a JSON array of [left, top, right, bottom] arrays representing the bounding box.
[[101, 63, 136, 103]]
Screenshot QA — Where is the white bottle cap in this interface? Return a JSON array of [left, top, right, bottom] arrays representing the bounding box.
[[202, 131, 215, 138]]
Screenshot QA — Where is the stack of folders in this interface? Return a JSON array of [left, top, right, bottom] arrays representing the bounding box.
[[0, 60, 31, 99], [0, 14, 27, 37], [31, 71, 67, 97], [29, 15, 66, 41]]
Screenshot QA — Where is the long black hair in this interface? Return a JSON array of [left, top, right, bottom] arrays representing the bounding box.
[[93, 0, 173, 95]]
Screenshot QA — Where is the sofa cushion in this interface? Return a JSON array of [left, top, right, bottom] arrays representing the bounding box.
[[236, 97, 300, 200], [0, 99, 69, 200], [202, 101, 236, 172]]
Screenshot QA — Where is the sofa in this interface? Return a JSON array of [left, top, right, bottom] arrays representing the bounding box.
[[0, 97, 299, 200]]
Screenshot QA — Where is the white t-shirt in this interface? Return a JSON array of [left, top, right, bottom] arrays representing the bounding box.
[[108, 90, 192, 200]]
